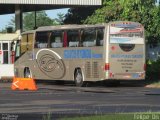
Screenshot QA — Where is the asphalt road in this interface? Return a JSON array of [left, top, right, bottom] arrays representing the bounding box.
[[0, 82, 160, 120]]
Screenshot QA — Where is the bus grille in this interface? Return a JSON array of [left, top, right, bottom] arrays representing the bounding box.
[[85, 62, 99, 78], [93, 62, 99, 78], [85, 62, 92, 78]]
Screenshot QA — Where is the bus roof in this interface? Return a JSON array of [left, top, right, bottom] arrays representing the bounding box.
[[36, 24, 106, 32], [21, 21, 143, 34], [21, 30, 35, 35]]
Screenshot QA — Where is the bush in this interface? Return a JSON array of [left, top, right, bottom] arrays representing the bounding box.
[[146, 59, 160, 80]]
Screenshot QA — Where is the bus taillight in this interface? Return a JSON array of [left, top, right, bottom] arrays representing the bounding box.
[[105, 63, 110, 71]]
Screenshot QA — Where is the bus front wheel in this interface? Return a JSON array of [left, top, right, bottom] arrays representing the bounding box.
[[74, 69, 86, 87], [24, 68, 32, 78]]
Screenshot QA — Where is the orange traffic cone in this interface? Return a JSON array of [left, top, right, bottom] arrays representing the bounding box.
[[11, 77, 37, 90]]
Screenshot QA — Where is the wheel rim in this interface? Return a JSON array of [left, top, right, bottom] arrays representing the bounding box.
[[75, 69, 85, 87], [24, 69, 31, 78], [76, 71, 82, 84]]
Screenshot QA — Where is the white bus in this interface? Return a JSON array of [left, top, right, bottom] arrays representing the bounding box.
[[14, 21, 145, 86]]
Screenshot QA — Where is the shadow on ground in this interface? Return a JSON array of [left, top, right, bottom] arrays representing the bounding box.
[[36, 79, 160, 88]]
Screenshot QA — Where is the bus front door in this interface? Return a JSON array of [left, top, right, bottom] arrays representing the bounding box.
[[2, 41, 10, 64]]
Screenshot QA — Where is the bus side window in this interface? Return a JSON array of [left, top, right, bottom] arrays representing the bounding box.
[[27, 33, 34, 50], [68, 30, 80, 47], [82, 28, 96, 47], [20, 34, 27, 54], [50, 31, 63, 48], [35, 32, 49, 48], [97, 28, 104, 46]]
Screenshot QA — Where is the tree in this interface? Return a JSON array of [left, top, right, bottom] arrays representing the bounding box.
[[84, 0, 122, 24], [118, 0, 160, 45], [84, 0, 160, 44], [63, 7, 98, 24], [8, 11, 63, 32], [55, 13, 65, 25], [23, 11, 54, 31]]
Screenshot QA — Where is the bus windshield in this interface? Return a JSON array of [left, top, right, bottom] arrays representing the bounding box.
[[110, 22, 144, 44]]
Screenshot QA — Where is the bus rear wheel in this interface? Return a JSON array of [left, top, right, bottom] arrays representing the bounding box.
[[24, 68, 32, 78], [74, 69, 86, 87]]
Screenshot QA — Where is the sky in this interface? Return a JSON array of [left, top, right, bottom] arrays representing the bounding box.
[[0, 8, 69, 30]]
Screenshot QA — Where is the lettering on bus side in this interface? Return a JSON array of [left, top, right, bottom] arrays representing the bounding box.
[[111, 54, 143, 59], [64, 49, 102, 59]]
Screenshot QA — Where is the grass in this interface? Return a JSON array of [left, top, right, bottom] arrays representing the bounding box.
[[152, 81, 160, 85], [146, 81, 160, 88], [61, 112, 160, 120], [42, 112, 51, 120]]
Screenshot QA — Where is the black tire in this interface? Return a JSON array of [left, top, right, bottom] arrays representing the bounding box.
[[24, 68, 32, 78], [74, 69, 86, 87]]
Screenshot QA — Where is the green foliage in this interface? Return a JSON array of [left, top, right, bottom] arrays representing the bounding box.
[[42, 112, 51, 120], [84, 0, 160, 44], [64, 7, 98, 24], [84, 0, 122, 24], [61, 113, 160, 120], [55, 13, 65, 25], [8, 11, 64, 32], [23, 11, 54, 31], [146, 59, 160, 80], [6, 1, 160, 44]]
